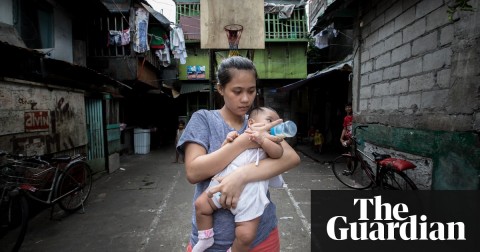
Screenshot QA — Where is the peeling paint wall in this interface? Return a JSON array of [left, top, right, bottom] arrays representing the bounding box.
[[0, 80, 87, 155], [356, 124, 479, 189]]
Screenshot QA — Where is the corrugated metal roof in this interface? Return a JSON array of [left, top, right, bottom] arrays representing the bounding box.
[[173, 0, 200, 3], [277, 58, 352, 92], [180, 83, 210, 94], [174, 0, 306, 5], [100, 0, 131, 13]]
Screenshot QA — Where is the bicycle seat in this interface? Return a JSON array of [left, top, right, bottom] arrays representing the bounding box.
[[379, 158, 416, 172], [372, 152, 391, 161]]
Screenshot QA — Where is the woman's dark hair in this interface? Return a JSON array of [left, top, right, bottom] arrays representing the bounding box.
[[216, 56, 258, 87]]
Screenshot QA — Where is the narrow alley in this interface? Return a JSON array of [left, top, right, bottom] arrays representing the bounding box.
[[7, 144, 347, 252]]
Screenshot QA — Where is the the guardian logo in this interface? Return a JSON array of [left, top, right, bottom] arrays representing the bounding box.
[[326, 196, 466, 241]]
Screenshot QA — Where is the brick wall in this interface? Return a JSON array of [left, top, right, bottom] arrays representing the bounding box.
[[353, 0, 479, 131], [350, 0, 480, 189]]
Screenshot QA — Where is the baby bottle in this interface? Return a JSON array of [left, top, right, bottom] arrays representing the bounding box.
[[270, 121, 297, 138]]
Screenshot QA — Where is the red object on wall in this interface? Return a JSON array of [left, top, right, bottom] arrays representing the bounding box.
[[25, 111, 49, 132]]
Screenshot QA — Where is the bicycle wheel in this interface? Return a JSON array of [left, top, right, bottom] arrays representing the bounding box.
[[55, 160, 92, 212], [380, 169, 418, 190], [332, 155, 373, 189], [0, 194, 29, 252]]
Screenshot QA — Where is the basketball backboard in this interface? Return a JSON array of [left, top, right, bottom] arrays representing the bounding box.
[[200, 0, 265, 49]]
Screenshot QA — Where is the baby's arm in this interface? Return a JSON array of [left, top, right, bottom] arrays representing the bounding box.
[[250, 131, 283, 159]]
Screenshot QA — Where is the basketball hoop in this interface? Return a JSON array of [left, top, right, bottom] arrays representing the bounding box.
[[224, 24, 243, 57]]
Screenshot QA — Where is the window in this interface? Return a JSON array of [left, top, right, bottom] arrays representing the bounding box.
[[13, 0, 54, 49]]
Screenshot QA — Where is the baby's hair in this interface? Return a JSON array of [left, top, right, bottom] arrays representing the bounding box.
[[248, 106, 278, 120]]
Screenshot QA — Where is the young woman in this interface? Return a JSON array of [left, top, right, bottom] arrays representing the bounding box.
[[177, 56, 300, 251]]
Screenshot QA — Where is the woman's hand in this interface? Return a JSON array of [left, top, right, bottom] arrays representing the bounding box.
[[206, 168, 248, 209]]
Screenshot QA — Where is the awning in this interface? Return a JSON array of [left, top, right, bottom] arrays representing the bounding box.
[[100, 0, 131, 13], [277, 59, 352, 92], [180, 83, 211, 94], [141, 3, 172, 31], [309, 0, 356, 35], [0, 41, 132, 92]]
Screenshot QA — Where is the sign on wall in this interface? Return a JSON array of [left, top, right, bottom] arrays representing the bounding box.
[[25, 111, 50, 132], [0, 80, 87, 154], [187, 65, 206, 80]]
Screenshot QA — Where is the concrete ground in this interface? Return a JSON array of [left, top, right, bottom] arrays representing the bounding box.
[[3, 143, 349, 252]]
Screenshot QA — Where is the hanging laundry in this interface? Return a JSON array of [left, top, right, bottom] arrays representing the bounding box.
[[155, 46, 171, 67], [264, 3, 296, 19], [170, 26, 187, 64], [121, 28, 130, 46], [108, 28, 131, 46], [133, 7, 149, 53], [108, 30, 122, 46], [314, 31, 329, 49], [149, 26, 167, 49], [314, 25, 338, 50]]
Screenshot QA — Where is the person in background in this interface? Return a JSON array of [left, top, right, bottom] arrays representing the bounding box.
[[307, 125, 316, 150], [340, 102, 353, 148], [177, 56, 300, 252], [174, 120, 185, 163], [313, 129, 324, 153]]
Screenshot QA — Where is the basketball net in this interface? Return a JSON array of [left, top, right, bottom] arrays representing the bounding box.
[[224, 24, 243, 57]]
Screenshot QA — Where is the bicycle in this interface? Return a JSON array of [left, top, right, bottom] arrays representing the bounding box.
[[331, 125, 418, 190], [0, 151, 93, 252]]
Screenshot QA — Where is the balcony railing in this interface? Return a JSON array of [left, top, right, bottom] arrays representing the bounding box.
[[176, 3, 308, 42]]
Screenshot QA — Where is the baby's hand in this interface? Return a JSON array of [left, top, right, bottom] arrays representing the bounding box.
[[249, 131, 265, 145], [222, 131, 239, 146], [226, 131, 239, 142], [245, 118, 284, 144]]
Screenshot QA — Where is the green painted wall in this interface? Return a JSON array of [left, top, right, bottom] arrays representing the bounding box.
[[179, 48, 210, 81], [179, 43, 307, 80], [356, 124, 480, 190], [254, 44, 307, 79]]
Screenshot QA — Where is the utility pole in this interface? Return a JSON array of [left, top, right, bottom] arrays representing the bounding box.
[[209, 49, 215, 109]]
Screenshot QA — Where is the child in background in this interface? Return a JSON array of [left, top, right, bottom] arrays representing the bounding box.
[[340, 103, 353, 147], [313, 129, 324, 153], [173, 120, 185, 163]]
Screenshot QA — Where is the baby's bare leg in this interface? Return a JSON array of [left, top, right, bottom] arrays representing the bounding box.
[[231, 217, 260, 252], [195, 192, 218, 230], [193, 192, 218, 252]]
